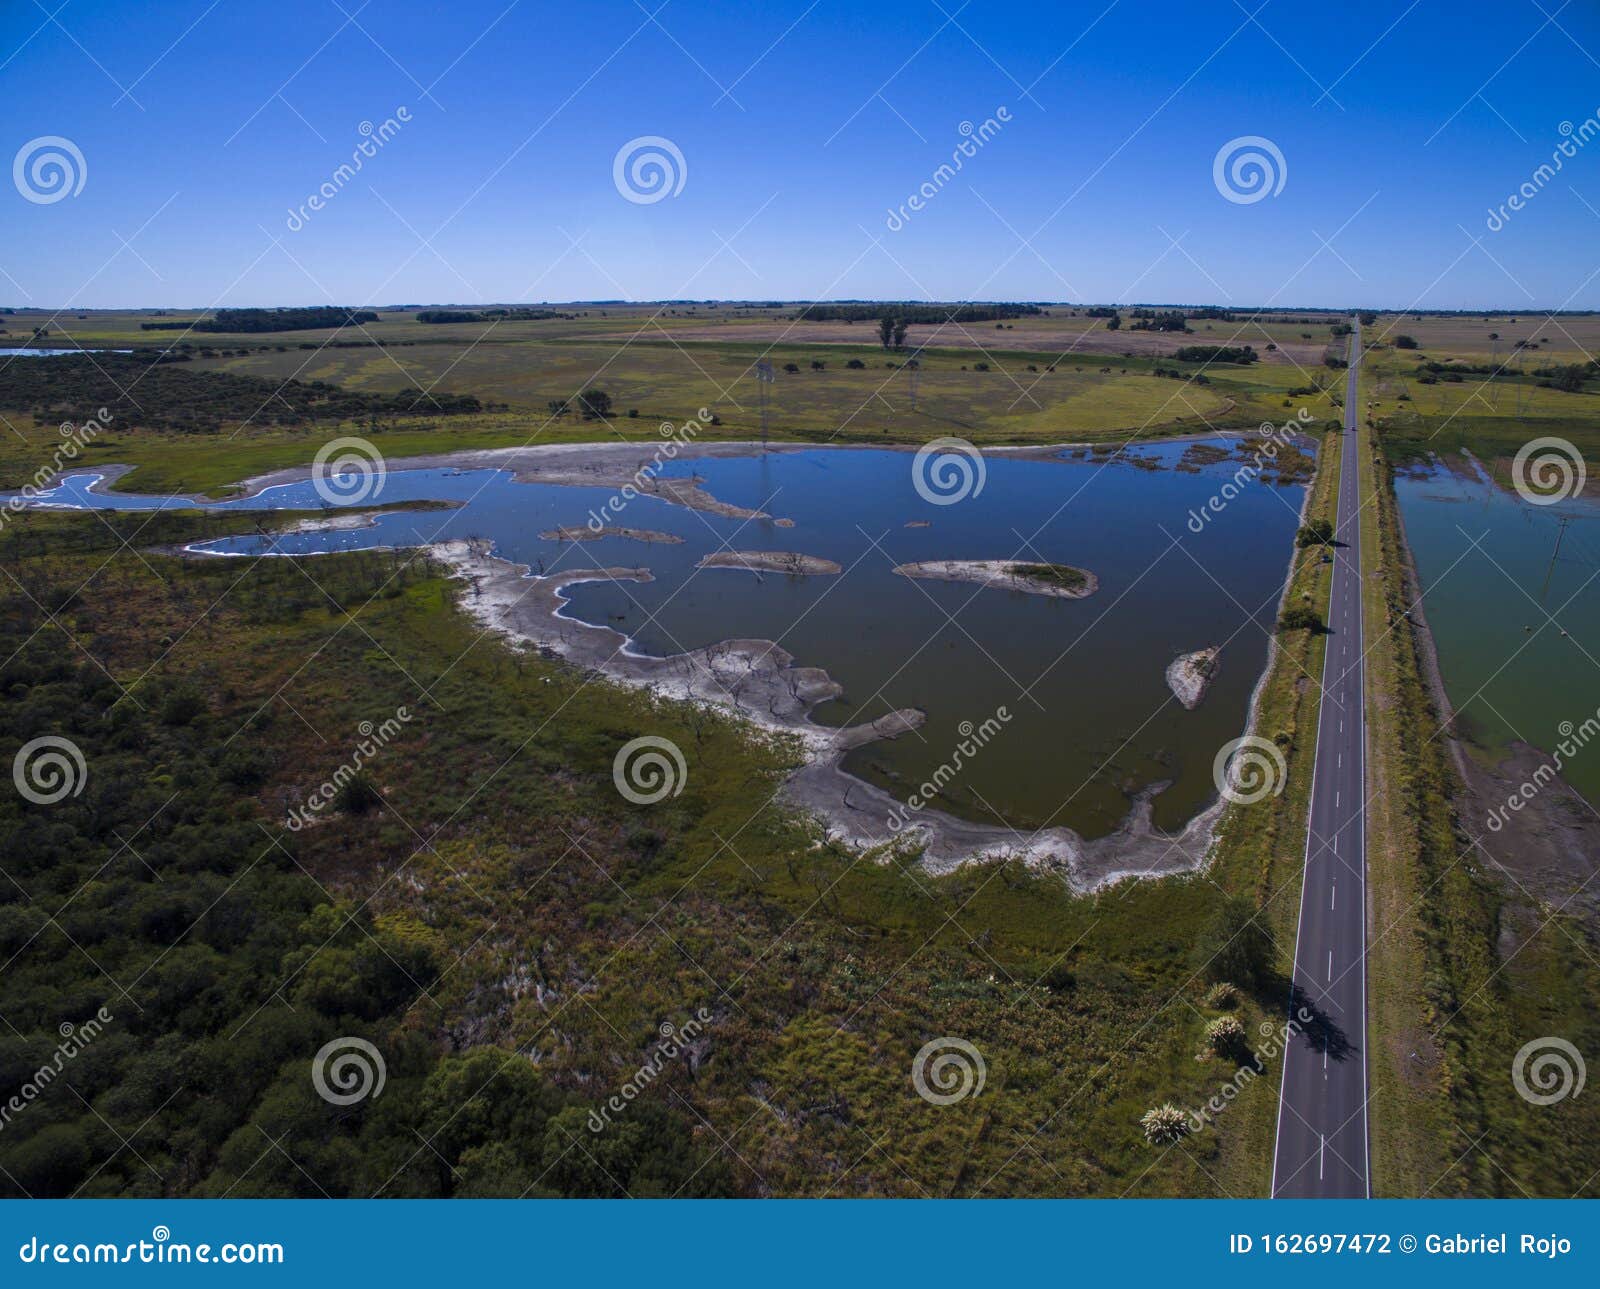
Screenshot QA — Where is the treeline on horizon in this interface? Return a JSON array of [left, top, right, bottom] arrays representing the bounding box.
[[139, 307, 379, 334], [788, 302, 1043, 324], [414, 308, 564, 324], [0, 352, 485, 434]]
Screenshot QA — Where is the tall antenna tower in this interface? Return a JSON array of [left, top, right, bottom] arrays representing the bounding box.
[[754, 359, 774, 450]]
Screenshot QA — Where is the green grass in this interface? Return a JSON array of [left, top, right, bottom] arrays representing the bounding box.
[[1010, 562, 1088, 591]]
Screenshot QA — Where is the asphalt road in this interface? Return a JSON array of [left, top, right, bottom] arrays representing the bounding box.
[[1270, 320, 1370, 1199]]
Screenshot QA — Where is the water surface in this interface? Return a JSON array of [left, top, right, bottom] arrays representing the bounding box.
[[1395, 455, 1600, 805], [12, 443, 1310, 838]]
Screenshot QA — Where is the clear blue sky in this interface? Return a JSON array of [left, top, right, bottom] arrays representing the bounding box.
[[3, 0, 1597, 309]]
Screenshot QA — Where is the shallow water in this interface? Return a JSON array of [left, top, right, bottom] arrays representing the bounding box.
[[11, 442, 1309, 838], [1394, 455, 1600, 806]]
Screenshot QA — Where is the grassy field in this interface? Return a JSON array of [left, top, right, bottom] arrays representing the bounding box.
[[1, 305, 1349, 497], [0, 499, 1339, 1197]]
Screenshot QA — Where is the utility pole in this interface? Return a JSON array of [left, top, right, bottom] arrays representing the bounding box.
[[755, 359, 774, 451], [1540, 513, 1574, 605]]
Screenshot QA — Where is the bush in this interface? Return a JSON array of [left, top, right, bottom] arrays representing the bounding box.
[[1140, 1104, 1190, 1145], [334, 771, 383, 815], [1205, 1015, 1247, 1057], [1278, 605, 1323, 633], [1204, 981, 1239, 1009], [1394, 335, 1418, 349], [846, 359, 864, 369], [1295, 519, 1333, 547]]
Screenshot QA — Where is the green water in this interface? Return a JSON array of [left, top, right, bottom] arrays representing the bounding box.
[[1394, 455, 1600, 805]]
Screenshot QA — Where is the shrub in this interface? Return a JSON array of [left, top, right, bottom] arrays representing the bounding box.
[[334, 770, 382, 815], [1295, 519, 1333, 547], [1279, 605, 1324, 633], [1204, 981, 1239, 1009], [1140, 1104, 1191, 1145], [1205, 1015, 1247, 1057], [1394, 335, 1418, 349]]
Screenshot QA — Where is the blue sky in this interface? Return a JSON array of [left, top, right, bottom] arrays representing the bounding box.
[[3, 0, 1598, 309]]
